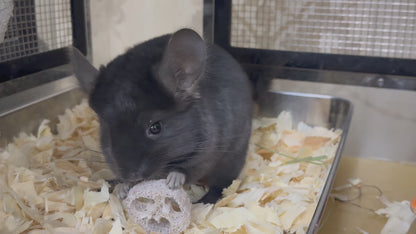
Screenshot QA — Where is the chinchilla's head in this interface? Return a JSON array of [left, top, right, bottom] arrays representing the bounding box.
[[75, 29, 208, 183]]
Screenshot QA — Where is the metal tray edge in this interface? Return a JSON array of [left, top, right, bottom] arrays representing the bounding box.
[[0, 76, 80, 118], [308, 99, 353, 234]]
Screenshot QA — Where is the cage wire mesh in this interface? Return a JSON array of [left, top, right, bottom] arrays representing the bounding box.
[[0, 0, 72, 62], [231, 0, 416, 59]]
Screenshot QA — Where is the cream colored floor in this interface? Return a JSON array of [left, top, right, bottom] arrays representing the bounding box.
[[318, 157, 416, 233]]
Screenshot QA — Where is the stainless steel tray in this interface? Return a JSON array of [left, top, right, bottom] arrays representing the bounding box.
[[257, 91, 353, 233], [0, 76, 352, 233], [0, 76, 85, 147]]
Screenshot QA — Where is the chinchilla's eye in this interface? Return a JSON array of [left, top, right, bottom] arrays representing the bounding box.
[[149, 121, 162, 135]]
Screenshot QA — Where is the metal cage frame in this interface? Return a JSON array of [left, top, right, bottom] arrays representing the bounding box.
[[205, 0, 416, 91], [0, 0, 90, 83]]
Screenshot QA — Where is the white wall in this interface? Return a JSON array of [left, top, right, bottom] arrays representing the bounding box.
[[89, 0, 203, 67]]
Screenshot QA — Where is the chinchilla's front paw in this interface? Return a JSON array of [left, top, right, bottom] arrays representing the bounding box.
[[113, 183, 132, 199], [166, 171, 186, 189]]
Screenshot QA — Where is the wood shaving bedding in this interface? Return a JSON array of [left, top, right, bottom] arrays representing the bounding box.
[[0, 99, 342, 234]]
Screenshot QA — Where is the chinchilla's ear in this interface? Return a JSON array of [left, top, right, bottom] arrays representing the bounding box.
[[68, 46, 99, 94], [157, 28, 207, 101]]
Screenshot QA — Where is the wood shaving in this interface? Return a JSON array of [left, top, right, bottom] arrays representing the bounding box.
[[0, 100, 341, 233]]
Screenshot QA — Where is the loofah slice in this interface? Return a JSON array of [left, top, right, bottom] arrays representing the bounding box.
[[123, 179, 191, 234]]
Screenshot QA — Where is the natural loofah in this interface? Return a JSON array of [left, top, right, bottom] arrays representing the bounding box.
[[122, 179, 192, 234]]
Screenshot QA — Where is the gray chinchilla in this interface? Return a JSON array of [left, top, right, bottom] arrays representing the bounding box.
[[73, 28, 253, 203]]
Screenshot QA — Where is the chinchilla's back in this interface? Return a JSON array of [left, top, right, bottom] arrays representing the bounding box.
[[190, 44, 253, 203]]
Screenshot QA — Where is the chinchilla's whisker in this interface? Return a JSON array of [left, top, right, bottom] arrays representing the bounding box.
[[193, 149, 236, 153], [219, 132, 252, 140], [79, 139, 103, 154], [59, 158, 108, 163], [60, 148, 108, 164], [82, 160, 108, 163], [82, 148, 103, 154]]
